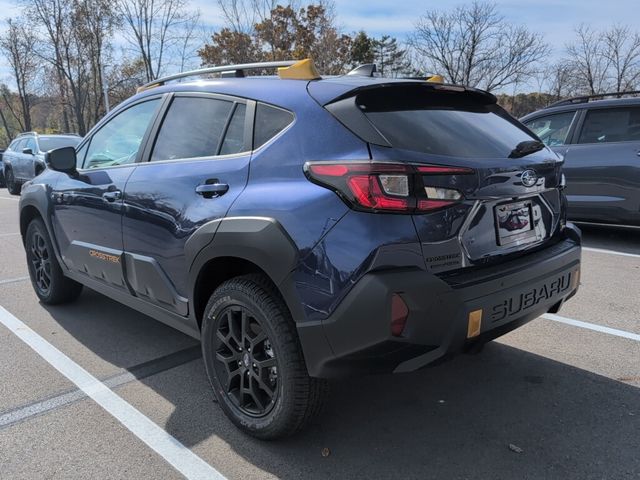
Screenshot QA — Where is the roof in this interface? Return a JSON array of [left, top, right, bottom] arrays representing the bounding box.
[[129, 59, 495, 112], [521, 95, 640, 121]]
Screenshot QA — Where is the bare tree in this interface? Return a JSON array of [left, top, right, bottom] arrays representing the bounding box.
[[565, 24, 612, 95], [0, 19, 40, 132], [74, 0, 118, 125], [176, 10, 204, 72], [409, 1, 549, 91], [116, 0, 201, 82], [544, 63, 579, 100], [603, 25, 640, 92]]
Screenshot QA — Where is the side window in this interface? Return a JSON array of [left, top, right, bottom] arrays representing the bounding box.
[[12, 139, 25, 152], [220, 103, 247, 155], [151, 97, 234, 162], [525, 111, 576, 146], [84, 99, 159, 169], [578, 107, 640, 144], [76, 142, 88, 169], [253, 103, 294, 149], [24, 138, 37, 153]]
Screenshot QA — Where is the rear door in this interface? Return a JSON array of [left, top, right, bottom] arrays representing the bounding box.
[[122, 93, 253, 315], [51, 96, 163, 291], [560, 105, 640, 224]]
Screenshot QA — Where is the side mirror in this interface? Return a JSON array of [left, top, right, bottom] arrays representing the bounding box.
[[22, 148, 33, 155], [46, 147, 77, 174]]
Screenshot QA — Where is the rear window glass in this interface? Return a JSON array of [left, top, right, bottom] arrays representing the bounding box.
[[358, 88, 536, 158], [253, 103, 294, 149], [578, 107, 640, 144], [38, 136, 80, 152]]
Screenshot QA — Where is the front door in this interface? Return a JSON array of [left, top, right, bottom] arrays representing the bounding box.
[[51, 97, 163, 291], [122, 93, 253, 315], [562, 106, 640, 224]]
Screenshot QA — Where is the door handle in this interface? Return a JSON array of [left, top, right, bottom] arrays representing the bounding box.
[[102, 190, 122, 202], [196, 182, 229, 198]]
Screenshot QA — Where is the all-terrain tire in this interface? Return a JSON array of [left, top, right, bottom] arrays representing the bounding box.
[[6, 168, 21, 195], [201, 274, 328, 440], [25, 218, 83, 304]]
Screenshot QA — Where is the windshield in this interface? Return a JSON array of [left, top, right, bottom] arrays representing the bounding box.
[[38, 136, 80, 152], [357, 87, 537, 158]]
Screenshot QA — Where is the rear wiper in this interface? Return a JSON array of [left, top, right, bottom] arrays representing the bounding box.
[[509, 140, 545, 158]]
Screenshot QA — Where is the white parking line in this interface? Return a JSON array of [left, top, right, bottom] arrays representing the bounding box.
[[0, 232, 20, 237], [543, 313, 640, 342], [583, 246, 640, 259], [0, 276, 29, 286], [0, 196, 19, 201], [0, 306, 225, 480]]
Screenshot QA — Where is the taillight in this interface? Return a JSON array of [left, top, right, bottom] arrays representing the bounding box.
[[304, 162, 473, 214]]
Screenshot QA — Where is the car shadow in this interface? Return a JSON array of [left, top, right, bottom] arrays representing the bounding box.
[[44, 289, 640, 479], [579, 223, 640, 255]]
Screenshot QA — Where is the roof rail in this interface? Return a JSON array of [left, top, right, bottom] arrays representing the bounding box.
[[547, 90, 640, 108], [17, 131, 38, 137], [138, 60, 299, 92]]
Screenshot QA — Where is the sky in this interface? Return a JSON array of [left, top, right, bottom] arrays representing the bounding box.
[[0, 0, 638, 89]]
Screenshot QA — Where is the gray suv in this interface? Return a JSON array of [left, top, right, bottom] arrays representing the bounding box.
[[2, 132, 81, 195], [521, 93, 640, 226]]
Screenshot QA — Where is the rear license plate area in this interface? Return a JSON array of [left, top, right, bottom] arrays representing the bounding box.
[[494, 200, 539, 247]]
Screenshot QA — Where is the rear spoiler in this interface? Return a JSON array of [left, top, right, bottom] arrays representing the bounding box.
[[315, 82, 498, 147]]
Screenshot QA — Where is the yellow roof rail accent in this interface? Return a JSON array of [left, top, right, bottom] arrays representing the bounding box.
[[278, 58, 321, 80], [136, 83, 161, 94], [426, 74, 444, 83]]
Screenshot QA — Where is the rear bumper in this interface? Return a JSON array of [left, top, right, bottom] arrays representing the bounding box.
[[298, 226, 581, 378]]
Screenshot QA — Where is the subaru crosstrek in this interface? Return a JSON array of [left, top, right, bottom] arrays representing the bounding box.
[[3, 132, 81, 195], [19, 59, 581, 439]]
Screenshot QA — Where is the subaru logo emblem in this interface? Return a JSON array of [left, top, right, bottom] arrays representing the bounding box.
[[521, 170, 537, 187]]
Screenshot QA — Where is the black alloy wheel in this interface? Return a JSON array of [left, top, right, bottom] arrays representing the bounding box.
[[213, 304, 279, 417], [29, 230, 52, 297], [25, 218, 83, 304]]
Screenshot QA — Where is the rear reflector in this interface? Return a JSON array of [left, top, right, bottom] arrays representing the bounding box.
[[467, 309, 483, 338], [391, 293, 409, 337]]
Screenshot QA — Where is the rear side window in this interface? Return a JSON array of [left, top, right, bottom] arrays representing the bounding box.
[[253, 103, 294, 149], [358, 88, 536, 158], [151, 97, 235, 161], [524, 111, 576, 146], [220, 103, 247, 155], [578, 107, 640, 144]]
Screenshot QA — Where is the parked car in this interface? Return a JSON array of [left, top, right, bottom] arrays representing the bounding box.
[[0, 148, 4, 187], [2, 132, 81, 195], [521, 93, 640, 226], [18, 59, 581, 439]]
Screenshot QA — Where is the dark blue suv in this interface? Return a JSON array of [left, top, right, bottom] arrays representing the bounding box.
[[19, 60, 582, 439]]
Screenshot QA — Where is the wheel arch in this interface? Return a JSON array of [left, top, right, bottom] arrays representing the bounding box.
[[188, 217, 303, 329], [20, 204, 43, 241]]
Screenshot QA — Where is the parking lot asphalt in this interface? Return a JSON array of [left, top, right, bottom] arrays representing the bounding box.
[[0, 190, 638, 480]]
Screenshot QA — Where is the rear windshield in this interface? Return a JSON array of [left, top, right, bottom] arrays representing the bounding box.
[[357, 87, 536, 158], [39, 136, 80, 152]]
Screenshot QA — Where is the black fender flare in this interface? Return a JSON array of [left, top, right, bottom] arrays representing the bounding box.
[[187, 216, 305, 322], [18, 183, 66, 268]]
